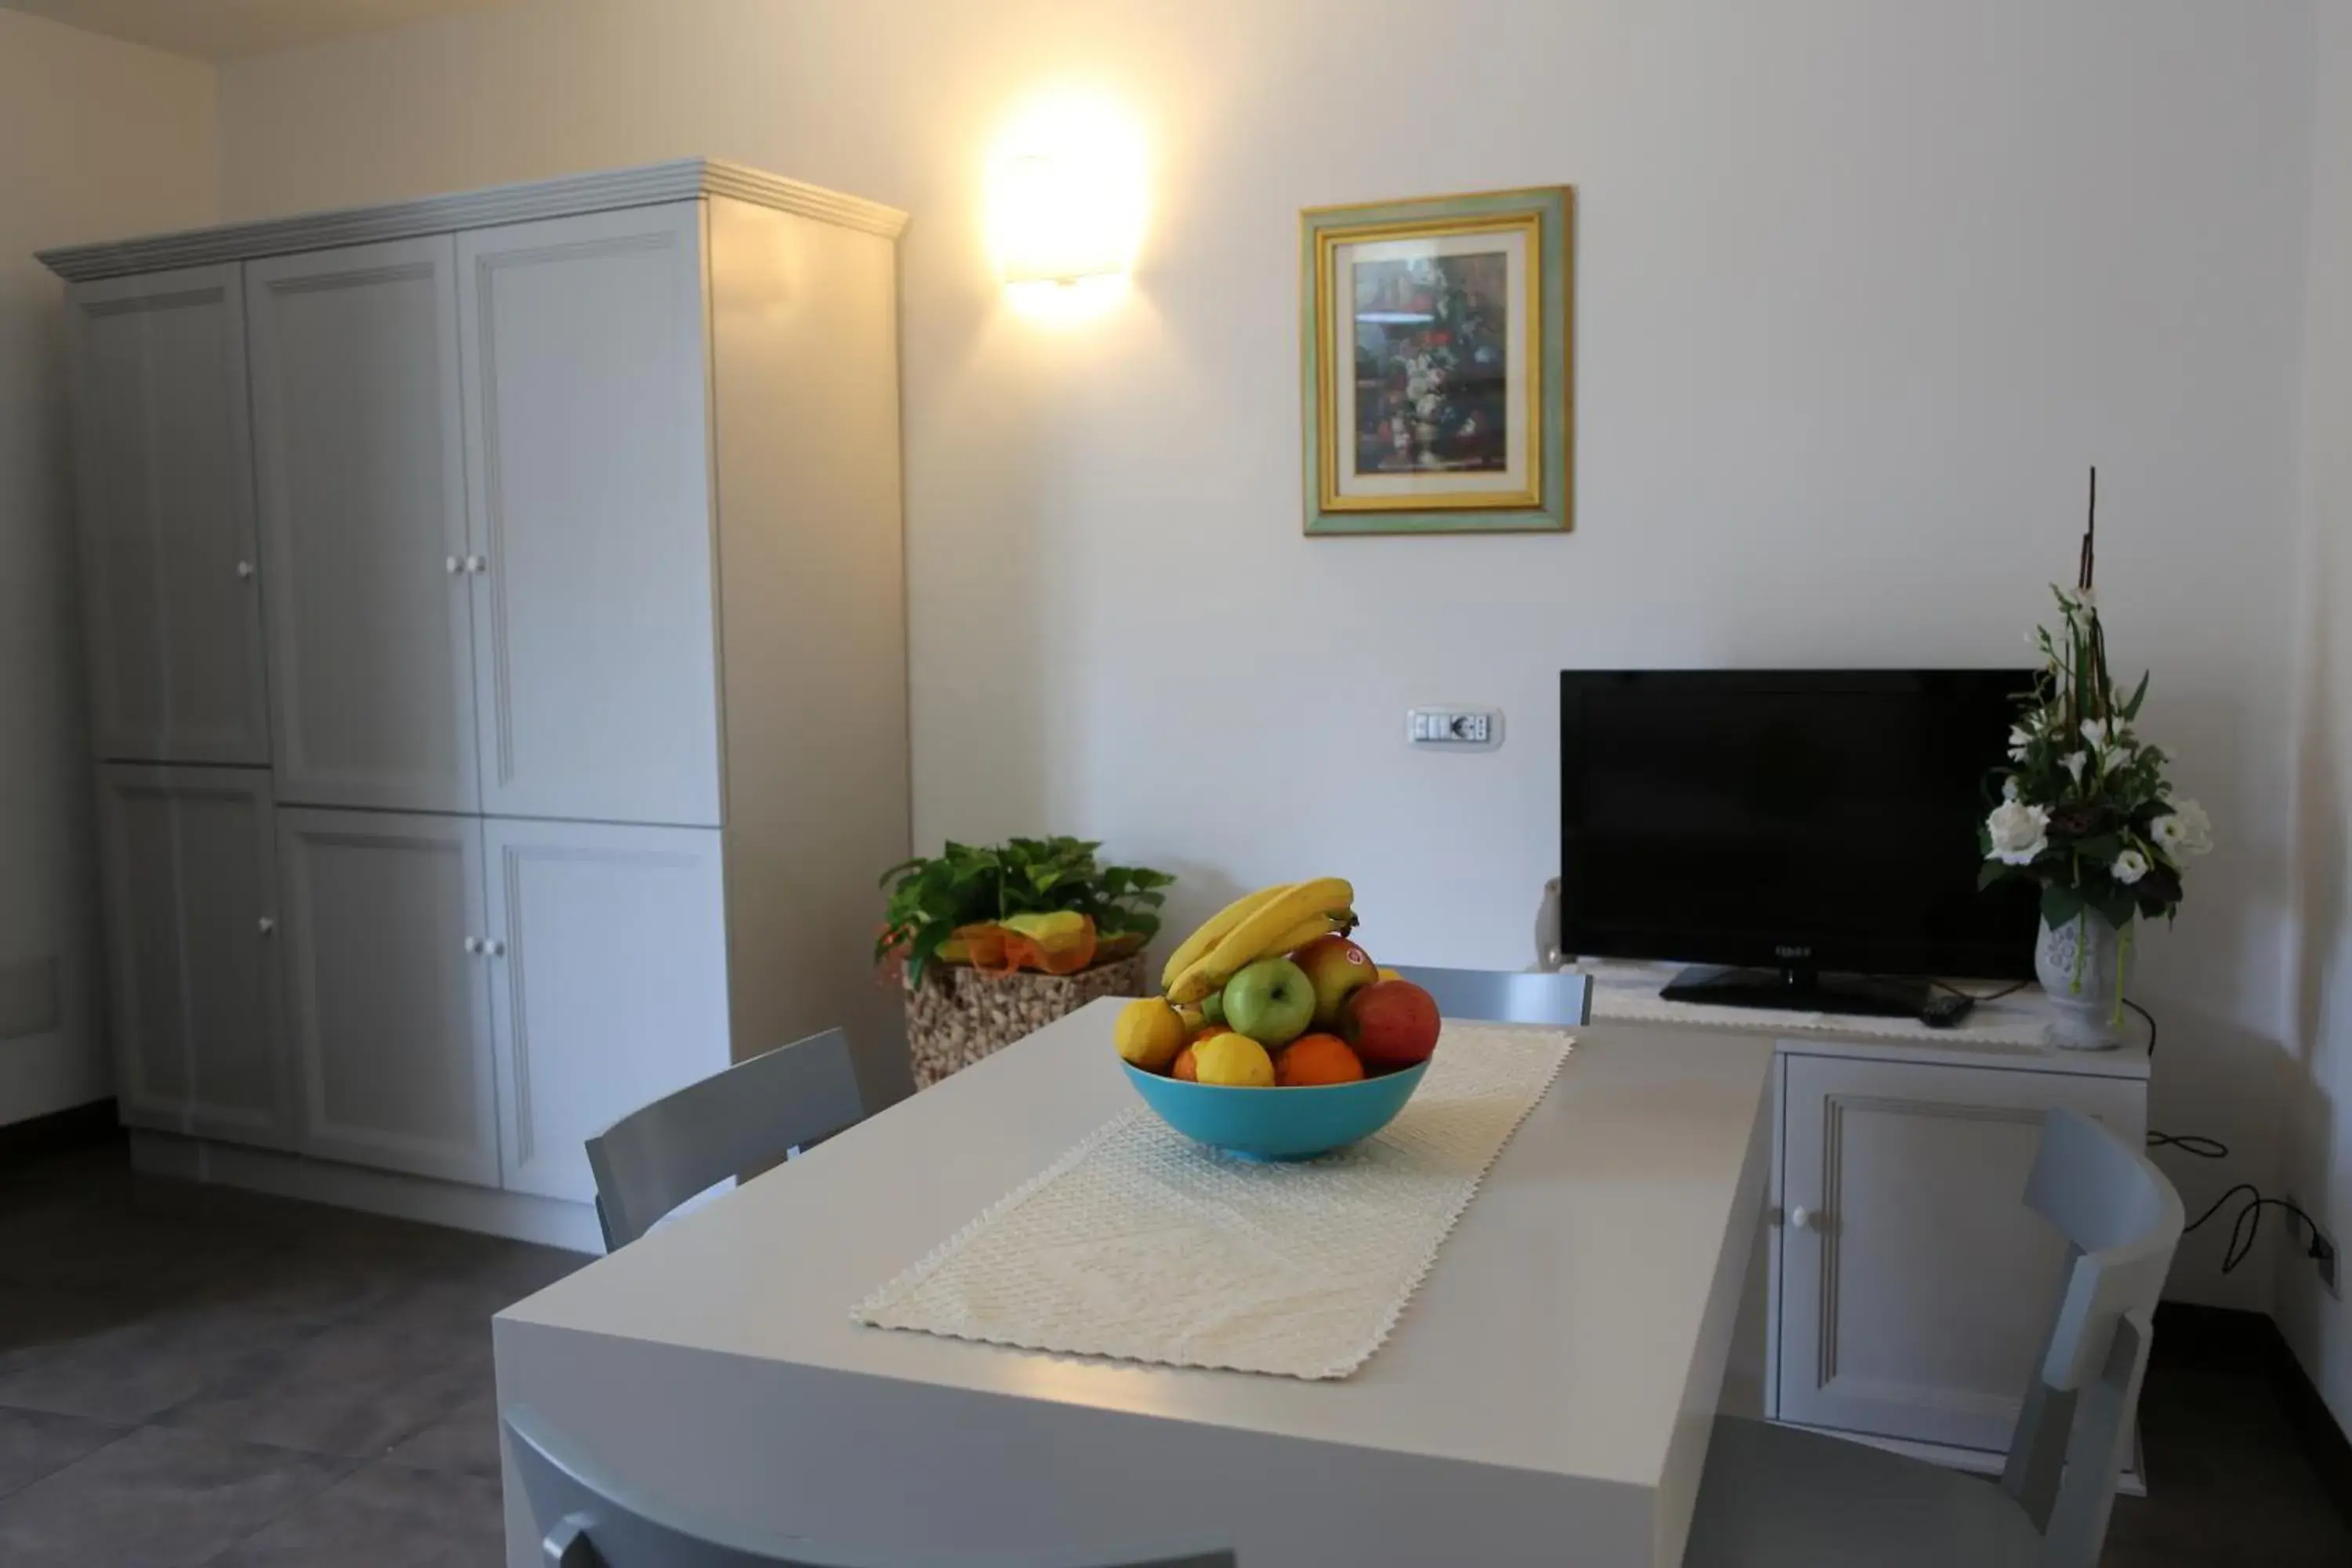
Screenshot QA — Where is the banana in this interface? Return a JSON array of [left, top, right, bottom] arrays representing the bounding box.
[[1167, 877, 1356, 1004], [1261, 912, 1348, 956], [1158, 883, 1296, 993]]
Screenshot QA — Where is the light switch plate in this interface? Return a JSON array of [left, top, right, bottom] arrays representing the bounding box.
[[1407, 708, 1502, 750]]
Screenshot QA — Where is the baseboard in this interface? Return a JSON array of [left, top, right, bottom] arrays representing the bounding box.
[[128, 1130, 605, 1254], [0, 1097, 119, 1168], [2154, 1302, 2352, 1531]]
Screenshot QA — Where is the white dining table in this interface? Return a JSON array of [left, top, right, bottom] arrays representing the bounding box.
[[493, 1001, 1774, 1568]]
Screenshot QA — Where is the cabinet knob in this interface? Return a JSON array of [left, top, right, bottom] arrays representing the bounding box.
[[487, 938, 507, 957], [1790, 1205, 1820, 1232], [465, 554, 488, 575], [445, 556, 463, 575], [256, 916, 276, 936], [463, 935, 482, 955], [235, 560, 256, 580]]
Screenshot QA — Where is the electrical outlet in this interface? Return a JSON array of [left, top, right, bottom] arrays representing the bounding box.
[[1406, 708, 1502, 750], [2285, 1195, 2340, 1299]]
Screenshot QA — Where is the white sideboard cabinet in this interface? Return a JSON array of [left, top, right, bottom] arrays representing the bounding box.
[[45, 162, 913, 1250], [1771, 1050, 2147, 1455], [1577, 959, 2154, 1473]]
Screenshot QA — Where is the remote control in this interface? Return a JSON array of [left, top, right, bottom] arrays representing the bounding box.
[[1920, 993, 1976, 1029]]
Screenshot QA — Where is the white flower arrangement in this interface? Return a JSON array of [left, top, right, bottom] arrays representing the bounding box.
[[1980, 583, 2211, 933]]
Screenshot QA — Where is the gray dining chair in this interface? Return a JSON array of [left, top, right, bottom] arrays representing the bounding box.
[[1388, 965, 1593, 1027], [1682, 1107, 2184, 1568], [504, 1406, 1236, 1567], [585, 1027, 869, 1250]]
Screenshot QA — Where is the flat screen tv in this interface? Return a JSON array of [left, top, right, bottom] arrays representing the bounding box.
[[1559, 670, 2039, 1016]]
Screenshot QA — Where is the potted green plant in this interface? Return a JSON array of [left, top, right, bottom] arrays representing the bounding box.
[[1980, 499, 2211, 1045], [877, 838, 1174, 1087]]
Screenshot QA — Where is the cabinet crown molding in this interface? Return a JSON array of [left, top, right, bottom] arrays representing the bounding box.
[[38, 158, 908, 282]]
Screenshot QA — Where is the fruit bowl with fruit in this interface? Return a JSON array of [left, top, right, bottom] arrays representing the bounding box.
[[1113, 878, 1443, 1160]]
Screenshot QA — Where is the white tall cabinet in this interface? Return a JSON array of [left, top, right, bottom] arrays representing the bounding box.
[[45, 162, 913, 1250], [67, 268, 271, 766]]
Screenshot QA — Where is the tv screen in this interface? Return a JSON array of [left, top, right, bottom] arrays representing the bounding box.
[[1559, 670, 2039, 983]]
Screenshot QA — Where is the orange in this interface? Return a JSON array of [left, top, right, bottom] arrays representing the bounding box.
[[1171, 1045, 1199, 1081], [1276, 1033, 1365, 1087]]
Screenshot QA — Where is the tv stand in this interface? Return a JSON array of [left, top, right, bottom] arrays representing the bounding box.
[[1661, 964, 1933, 1018]]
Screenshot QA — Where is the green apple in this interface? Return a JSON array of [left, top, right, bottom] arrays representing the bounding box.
[[1200, 989, 1226, 1027], [1221, 957, 1316, 1047]]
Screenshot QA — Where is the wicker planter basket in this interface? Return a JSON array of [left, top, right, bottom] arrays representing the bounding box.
[[905, 953, 1148, 1089]]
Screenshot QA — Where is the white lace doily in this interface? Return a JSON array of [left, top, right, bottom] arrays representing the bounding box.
[[853, 1023, 1573, 1381]]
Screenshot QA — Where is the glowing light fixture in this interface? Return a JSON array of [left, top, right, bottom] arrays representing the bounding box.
[[987, 91, 1147, 295]]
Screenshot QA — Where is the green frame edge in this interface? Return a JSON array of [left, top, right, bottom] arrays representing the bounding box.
[[1300, 186, 1574, 537]]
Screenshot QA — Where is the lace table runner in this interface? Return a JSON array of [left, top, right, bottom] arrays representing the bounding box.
[[853, 1024, 1573, 1381]]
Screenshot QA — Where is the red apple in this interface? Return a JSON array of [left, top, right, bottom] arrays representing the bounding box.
[[1293, 934, 1377, 1030], [1341, 979, 1440, 1070]]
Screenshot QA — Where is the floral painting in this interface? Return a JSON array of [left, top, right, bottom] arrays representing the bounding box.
[[1302, 187, 1573, 535], [1352, 252, 1511, 476]]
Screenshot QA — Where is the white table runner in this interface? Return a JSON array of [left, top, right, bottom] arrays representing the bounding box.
[[853, 1023, 1573, 1380]]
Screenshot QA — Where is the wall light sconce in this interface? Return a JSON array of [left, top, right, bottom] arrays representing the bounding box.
[[987, 92, 1147, 314]]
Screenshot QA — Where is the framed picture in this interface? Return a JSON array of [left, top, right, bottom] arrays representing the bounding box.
[[1301, 187, 1573, 535]]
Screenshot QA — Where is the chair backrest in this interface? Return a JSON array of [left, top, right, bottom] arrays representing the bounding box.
[[503, 1406, 1235, 1568], [1388, 965, 1593, 1028], [1998, 1109, 2185, 1568], [585, 1028, 868, 1250]]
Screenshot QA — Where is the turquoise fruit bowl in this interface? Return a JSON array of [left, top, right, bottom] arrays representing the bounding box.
[[1120, 1057, 1431, 1160]]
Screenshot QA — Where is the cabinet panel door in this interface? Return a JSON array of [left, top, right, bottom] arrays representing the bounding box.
[[247, 239, 481, 811], [67, 267, 270, 764], [483, 819, 729, 1201], [458, 202, 722, 826], [1776, 1054, 2145, 1450], [95, 765, 291, 1145], [278, 808, 498, 1185]]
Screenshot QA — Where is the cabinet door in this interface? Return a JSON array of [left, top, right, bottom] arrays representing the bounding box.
[[457, 202, 722, 826], [483, 819, 730, 1201], [247, 239, 481, 812], [67, 266, 270, 764], [94, 766, 292, 1145], [1776, 1054, 2146, 1451], [278, 808, 498, 1185]]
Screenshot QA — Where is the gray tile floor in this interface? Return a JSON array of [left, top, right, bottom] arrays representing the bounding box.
[[2, 1138, 2347, 1564], [0, 1141, 585, 1565]]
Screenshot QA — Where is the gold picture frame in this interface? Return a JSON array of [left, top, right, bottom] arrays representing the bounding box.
[[1301, 187, 1573, 535]]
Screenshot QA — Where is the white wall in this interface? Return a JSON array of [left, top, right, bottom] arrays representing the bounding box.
[[2282, 0, 2352, 1441], [216, 0, 2315, 1305], [0, 9, 217, 1128]]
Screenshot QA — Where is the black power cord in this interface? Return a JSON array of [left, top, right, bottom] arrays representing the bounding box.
[[2146, 1129, 2228, 1160], [2174, 1181, 2334, 1276], [2140, 996, 2329, 1276]]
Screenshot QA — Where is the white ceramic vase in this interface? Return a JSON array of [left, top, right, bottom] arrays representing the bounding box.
[[2034, 911, 2134, 1049]]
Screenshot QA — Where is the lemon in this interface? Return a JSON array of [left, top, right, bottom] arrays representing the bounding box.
[[1114, 996, 1189, 1072], [1192, 1033, 1276, 1087]]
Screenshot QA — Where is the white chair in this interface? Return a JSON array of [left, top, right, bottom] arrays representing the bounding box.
[[1387, 965, 1593, 1027], [1682, 1107, 2184, 1567], [504, 1406, 1236, 1567], [584, 1027, 869, 1250]]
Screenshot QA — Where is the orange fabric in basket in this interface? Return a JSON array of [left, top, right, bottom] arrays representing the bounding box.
[[950, 912, 1098, 975]]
